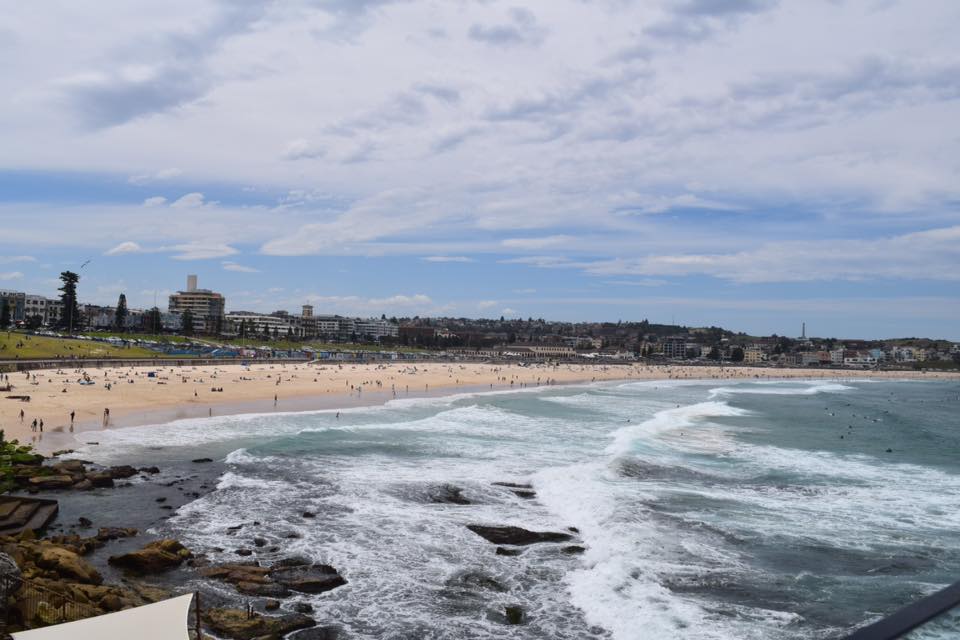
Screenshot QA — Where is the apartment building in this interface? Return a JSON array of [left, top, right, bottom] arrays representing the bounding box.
[[168, 275, 225, 334]]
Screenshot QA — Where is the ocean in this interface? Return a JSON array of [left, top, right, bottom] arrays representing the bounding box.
[[67, 378, 960, 639]]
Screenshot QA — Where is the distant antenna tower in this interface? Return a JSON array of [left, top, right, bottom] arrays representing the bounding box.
[[801, 322, 806, 339]]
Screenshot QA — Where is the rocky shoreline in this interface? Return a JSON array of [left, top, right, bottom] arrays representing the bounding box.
[[0, 444, 589, 639]]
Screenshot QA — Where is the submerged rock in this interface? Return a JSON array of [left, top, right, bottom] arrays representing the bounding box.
[[495, 547, 523, 557], [466, 525, 572, 546], [504, 605, 525, 625], [427, 484, 471, 505], [270, 563, 346, 595]]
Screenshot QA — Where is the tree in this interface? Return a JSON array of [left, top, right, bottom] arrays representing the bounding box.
[[181, 309, 194, 336], [0, 299, 9, 329], [146, 307, 162, 334], [58, 271, 81, 334], [731, 347, 745, 362], [114, 293, 128, 330], [25, 315, 43, 331]]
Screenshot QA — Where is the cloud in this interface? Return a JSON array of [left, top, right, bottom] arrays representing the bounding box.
[[104, 241, 144, 256], [577, 225, 960, 283], [469, 8, 546, 47], [501, 236, 573, 250], [129, 167, 182, 185], [0, 271, 24, 281], [170, 192, 207, 208], [281, 139, 325, 161], [500, 307, 519, 316], [477, 300, 498, 310], [169, 243, 238, 260], [422, 256, 473, 263], [0, 256, 35, 264], [143, 196, 167, 207], [222, 260, 260, 273]]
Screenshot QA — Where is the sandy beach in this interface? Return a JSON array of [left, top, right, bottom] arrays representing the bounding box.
[[2, 360, 957, 452]]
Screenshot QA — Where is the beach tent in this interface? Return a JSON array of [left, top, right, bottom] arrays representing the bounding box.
[[11, 593, 195, 640]]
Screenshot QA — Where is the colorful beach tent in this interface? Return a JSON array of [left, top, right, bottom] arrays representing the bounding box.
[[11, 593, 194, 640]]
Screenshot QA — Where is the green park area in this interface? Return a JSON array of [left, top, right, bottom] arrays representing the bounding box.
[[0, 332, 159, 360]]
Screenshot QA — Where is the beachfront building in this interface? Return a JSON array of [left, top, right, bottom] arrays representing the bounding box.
[[743, 346, 765, 364], [660, 337, 688, 359], [168, 275, 225, 334], [0, 289, 26, 323], [355, 318, 400, 341], [226, 311, 299, 338]]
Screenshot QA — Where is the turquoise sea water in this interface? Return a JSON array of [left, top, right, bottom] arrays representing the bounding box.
[[74, 378, 960, 639]]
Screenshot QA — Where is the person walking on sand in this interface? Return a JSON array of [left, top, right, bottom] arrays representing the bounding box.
[[38, 419, 43, 433], [103, 407, 110, 425], [19, 409, 24, 422], [274, 394, 278, 407], [70, 410, 75, 426]]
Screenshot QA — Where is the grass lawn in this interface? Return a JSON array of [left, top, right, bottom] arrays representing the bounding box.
[[0, 331, 160, 360]]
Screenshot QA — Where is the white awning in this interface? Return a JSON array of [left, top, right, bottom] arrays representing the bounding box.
[[12, 593, 194, 640]]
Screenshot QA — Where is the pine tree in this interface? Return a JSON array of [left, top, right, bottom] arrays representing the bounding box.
[[114, 293, 128, 330], [58, 271, 81, 334], [181, 309, 194, 336]]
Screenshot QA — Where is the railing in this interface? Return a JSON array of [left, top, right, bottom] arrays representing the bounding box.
[[0, 576, 203, 638], [0, 574, 101, 631], [843, 579, 960, 639]]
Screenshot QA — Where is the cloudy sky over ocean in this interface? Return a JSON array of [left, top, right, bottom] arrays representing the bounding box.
[[1, 0, 958, 338]]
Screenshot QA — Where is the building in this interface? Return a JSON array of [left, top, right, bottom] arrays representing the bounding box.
[[743, 346, 765, 364], [226, 312, 298, 338], [0, 290, 26, 323], [168, 275, 225, 334], [660, 337, 688, 359], [354, 318, 399, 340]]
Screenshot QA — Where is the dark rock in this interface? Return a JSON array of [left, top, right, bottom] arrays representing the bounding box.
[[236, 549, 253, 557], [505, 605, 525, 625], [447, 570, 507, 592], [138, 466, 160, 474], [492, 482, 533, 489], [466, 525, 573, 546], [271, 563, 346, 595], [109, 465, 138, 479], [253, 537, 267, 547], [427, 484, 471, 505], [192, 458, 213, 463], [78, 517, 93, 527], [155, 497, 167, 503], [73, 479, 93, 491], [284, 532, 303, 539], [235, 581, 291, 598], [495, 547, 523, 557], [96, 527, 138, 541], [293, 602, 314, 614], [512, 490, 536, 499], [264, 599, 281, 611], [562, 545, 586, 555], [301, 511, 316, 519], [567, 527, 580, 533], [227, 524, 244, 531], [272, 556, 312, 568]]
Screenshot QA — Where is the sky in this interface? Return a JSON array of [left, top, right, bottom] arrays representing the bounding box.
[[1, 0, 958, 340]]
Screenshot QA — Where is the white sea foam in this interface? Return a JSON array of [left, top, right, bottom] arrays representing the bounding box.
[[708, 382, 854, 397], [606, 401, 750, 456]]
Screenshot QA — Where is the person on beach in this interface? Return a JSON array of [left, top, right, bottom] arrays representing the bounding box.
[[38, 419, 43, 433], [19, 409, 24, 422], [70, 410, 75, 426], [31, 419, 37, 432], [103, 407, 110, 425]]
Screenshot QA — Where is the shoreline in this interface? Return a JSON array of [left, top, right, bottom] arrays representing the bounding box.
[[2, 360, 957, 455]]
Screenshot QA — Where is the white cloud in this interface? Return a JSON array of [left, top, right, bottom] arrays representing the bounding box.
[[104, 241, 144, 256], [143, 196, 167, 207], [169, 243, 238, 260], [222, 261, 260, 273], [500, 307, 519, 316], [477, 300, 498, 309], [0, 271, 24, 281], [501, 236, 573, 250], [282, 139, 325, 161], [129, 167, 182, 185], [422, 256, 473, 263], [0, 256, 35, 264], [170, 193, 207, 209]]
